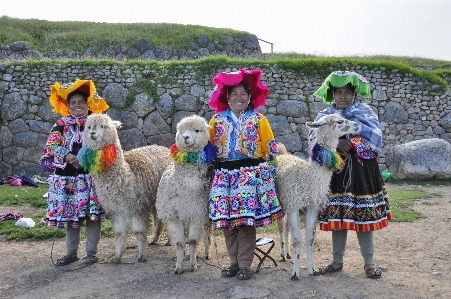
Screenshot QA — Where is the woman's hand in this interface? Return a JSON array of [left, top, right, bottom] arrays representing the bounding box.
[[65, 153, 82, 169], [336, 139, 353, 155]]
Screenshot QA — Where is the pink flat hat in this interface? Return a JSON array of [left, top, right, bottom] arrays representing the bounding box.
[[208, 68, 269, 113]]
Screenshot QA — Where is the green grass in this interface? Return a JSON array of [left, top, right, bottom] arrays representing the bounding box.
[[0, 184, 114, 241], [387, 187, 440, 222], [0, 16, 248, 56], [0, 183, 47, 207], [0, 180, 444, 240]]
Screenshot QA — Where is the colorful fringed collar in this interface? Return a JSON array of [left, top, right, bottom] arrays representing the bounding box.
[[170, 141, 215, 165], [311, 143, 345, 172], [77, 144, 117, 175]]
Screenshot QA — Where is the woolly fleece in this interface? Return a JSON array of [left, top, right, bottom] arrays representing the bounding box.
[[83, 113, 171, 263], [274, 114, 360, 280], [156, 115, 212, 274]]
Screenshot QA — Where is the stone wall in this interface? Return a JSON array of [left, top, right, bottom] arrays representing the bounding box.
[[1, 61, 451, 178], [0, 34, 263, 61]]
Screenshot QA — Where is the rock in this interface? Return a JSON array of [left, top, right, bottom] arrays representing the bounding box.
[[386, 138, 451, 180]]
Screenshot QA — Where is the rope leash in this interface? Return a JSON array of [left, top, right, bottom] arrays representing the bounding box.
[[334, 153, 352, 193], [197, 231, 227, 270]]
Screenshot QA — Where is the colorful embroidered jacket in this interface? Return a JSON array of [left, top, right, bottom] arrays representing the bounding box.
[[40, 115, 85, 171], [208, 109, 279, 165]]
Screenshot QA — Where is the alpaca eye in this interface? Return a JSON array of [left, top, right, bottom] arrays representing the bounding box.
[[336, 120, 344, 124], [195, 130, 200, 133]]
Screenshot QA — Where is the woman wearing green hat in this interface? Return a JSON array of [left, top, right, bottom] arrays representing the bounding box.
[[311, 71, 391, 279]]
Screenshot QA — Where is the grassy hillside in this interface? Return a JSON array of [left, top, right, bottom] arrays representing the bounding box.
[[0, 16, 249, 55], [1, 16, 451, 71]]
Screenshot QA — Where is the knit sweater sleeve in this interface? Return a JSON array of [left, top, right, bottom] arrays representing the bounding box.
[[258, 114, 279, 165], [39, 123, 69, 171]]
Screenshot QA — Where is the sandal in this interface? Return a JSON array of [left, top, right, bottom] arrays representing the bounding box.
[[222, 264, 239, 277], [83, 255, 98, 264], [365, 265, 382, 279], [56, 254, 79, 266], [236, 268, 253, 280], [314, 263, 343, 275]]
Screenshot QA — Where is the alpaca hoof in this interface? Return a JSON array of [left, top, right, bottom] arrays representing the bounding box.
[[190, 266, 198, 272], [164, 241, 172, 246], [137, 256, 147, 263], [286, 253, 292, 259], [205, 254, 211, 260], [174, 267, 184, 275], [290, 273, 299, 280], [149, 241, 158, 245], [107, 255, 121, 264], [280, 256, 287, 262]]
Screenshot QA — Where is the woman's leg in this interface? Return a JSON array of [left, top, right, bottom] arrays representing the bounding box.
[[357, 231, 374, 265], [332, 229, 348, 264], [66, 226, 81, 256], [85, 218, 102, 256], [223, 228, 238, 265], [357, 231, 382, 278], [236, 225, 256, 269]]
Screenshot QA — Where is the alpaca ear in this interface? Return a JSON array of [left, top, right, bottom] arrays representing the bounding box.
[[306, 120, 325, 129], [206, 124, 212, 130], [111, 120, 123, 129]]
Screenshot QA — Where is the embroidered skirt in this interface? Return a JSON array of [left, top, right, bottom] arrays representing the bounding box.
[[319, 155, 392, 232], [45, 173, 104, 229], [209, 158, 283, 230]]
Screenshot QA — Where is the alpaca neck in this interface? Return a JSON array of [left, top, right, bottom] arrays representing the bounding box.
[[310, 142, 345, 172], [169, 142, 215, 165], [79, 143, 118, 175]]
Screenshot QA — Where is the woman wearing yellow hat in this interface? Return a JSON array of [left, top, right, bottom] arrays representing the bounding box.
[[40, 79, 109, 265]]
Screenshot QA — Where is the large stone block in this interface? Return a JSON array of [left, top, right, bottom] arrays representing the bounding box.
[[386, 138, 451, 180]]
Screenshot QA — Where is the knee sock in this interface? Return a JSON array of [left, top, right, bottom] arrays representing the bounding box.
[[66, 226, 81, 255], [85, 218, 102, 254], [332, 230, 348, 263], [357, 231, 374, 265]]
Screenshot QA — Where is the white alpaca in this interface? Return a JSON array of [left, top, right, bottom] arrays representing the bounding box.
[[79, 113, 171, 263], [156, 115, 214, 274], [275, 114, 360, 280]]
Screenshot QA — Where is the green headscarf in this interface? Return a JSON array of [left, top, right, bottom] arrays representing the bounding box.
[[313, 71, 371, 104]]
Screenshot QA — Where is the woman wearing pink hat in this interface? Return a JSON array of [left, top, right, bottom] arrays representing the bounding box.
[[208, 68, 283, 280]]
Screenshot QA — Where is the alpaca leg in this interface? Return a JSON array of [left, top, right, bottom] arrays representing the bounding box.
[[285, 216, 291, 259], [277, 217, 287, 261], [187, 222, 203, 272], [288, 211, 302, 280], [277, 216, 292, 261], [304, 209, 319, 275], [112, 214, 129, 263], [149, 212, 165, 245], [202, 222, 211, 260], [168, 220, 186, 275], [132, 213, 150, 262]]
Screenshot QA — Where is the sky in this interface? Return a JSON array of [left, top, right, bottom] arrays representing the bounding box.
[[1, 0, 450, 61]]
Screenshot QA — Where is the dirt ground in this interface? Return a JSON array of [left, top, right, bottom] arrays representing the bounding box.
[[1, 182, 450, 299]]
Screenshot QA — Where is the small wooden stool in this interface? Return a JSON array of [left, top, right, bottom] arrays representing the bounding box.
[[254, 237, 278, 273]]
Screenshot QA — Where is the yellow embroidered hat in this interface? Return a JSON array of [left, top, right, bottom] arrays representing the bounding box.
[[50, 79, 109, 116]]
